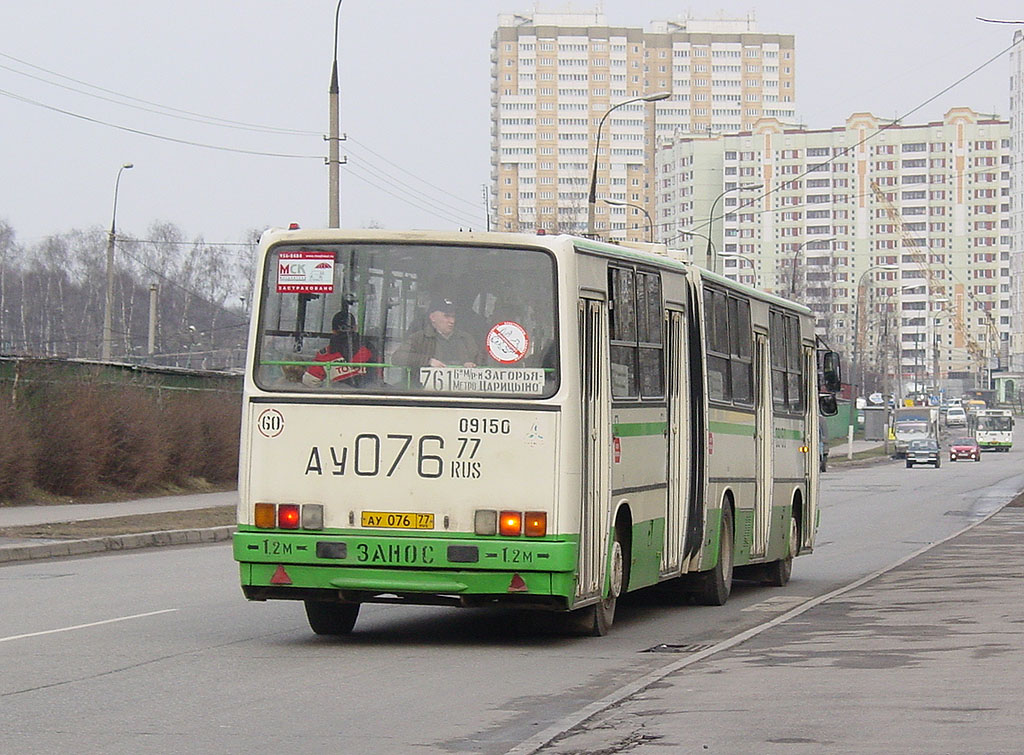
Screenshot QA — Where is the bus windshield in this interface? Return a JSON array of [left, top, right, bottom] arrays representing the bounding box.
[[254, 241, 558, 397], [976, 415, 1012, 431]]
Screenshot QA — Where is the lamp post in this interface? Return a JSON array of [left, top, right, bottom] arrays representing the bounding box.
[[928, 297, 950, 395], [718, 253, 757, 286], [601, 198, 654, 242], [705, 183, 762, 273], [327, 0, 344, 228], [883, 284, 920, 400], [101, 162, 134, 361], [669, 229, 714, 263], [789, 236, 835, 297], [849, 263, 899, 447], [586, 91, 671, 238]]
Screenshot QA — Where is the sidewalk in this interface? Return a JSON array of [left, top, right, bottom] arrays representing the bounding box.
[[0, 491, 237, 563], [522, 497, 1024, 754]]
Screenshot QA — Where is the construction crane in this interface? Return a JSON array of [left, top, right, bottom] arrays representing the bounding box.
[[867, 180, 994, 384]]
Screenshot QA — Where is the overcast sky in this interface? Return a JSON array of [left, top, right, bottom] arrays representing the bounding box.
[[2, 1, 1022, 246]]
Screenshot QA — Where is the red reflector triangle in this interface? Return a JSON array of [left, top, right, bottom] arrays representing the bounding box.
[[270, 565, 292, 585], [508, 573, 528, 592]]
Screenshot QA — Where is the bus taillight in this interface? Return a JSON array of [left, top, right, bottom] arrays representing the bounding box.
[[474, 510, 498, 535], [254, 503, 276, 529], [524, 512, 547, 537], [499, 511, 523, 536], [278, 505, 301, 529], [301, 504, 324, 530]]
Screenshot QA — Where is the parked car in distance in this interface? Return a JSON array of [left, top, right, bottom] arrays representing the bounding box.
[[945, 406, 967, 428], [949, 437, 981, 462], [906, 438, 941, 468]]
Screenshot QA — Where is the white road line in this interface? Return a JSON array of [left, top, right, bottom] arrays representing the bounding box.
[[0, 609, 178, 643]]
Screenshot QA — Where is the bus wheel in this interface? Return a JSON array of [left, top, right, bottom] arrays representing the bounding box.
[[566, 531, 624, 637], [304, 600, 360, 635], [763, 515, 797, 587], [694, 506, 734, 606]]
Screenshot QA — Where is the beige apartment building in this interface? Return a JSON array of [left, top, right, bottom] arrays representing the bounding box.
[[658, 109, 1011, 394], [490, 11, 795, 241]]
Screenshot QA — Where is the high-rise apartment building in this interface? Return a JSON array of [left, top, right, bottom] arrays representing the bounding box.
[[490, 11, 795, 241], [1009, 29, 1024, 375], [658, 109, 1010, 394]]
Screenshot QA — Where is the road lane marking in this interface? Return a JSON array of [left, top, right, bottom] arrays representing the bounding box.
[[0, 609, 177, 643]]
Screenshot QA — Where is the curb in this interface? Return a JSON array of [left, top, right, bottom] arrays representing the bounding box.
[[0, 526, 236, 564]]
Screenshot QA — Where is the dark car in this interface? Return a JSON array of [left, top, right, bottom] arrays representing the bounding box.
[[906, 438, 941, 468], [949, 437, 981, 462]]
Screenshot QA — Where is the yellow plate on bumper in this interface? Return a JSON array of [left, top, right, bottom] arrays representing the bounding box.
[[361, 511, 435, 529]]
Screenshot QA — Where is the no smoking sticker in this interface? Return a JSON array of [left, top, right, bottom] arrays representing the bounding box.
[[486, 321, 530, 364]]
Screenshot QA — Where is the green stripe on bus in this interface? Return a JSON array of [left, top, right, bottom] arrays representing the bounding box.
[[708, 420, 755, 437], [612, 421, 667, 437], [774, 428, 803, 441]]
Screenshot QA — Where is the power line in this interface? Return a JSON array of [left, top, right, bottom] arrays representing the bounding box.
[[344, 164, 484, 228], [346, 137, 484, 212], [0, 51, 319, 136], [0, 87, 323, 159], [696, 36, 1021, 234], [346, 154, 486, 224]]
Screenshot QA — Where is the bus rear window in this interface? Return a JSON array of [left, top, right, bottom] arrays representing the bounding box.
[[254, 242, 558, 398]]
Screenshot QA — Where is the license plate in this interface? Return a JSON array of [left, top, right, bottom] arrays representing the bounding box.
[[361, 511, 434, 529]]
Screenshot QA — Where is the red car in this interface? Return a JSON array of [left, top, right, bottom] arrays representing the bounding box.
[[949, 437, 981, 462]]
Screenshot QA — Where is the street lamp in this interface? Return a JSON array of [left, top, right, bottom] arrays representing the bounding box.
[[927, 297, 950, 395], [718, 253, 757, 286], [327, 0, 344, 228], [601, 198, 654, 242], [668, 229, 714, 263], [789, 236, 835, 297], [706, 183, 762, 273], [586, 91, 671, 238], [849, 263, 899, 444], [101, 162, 134, 361], [716, 255, 757, 286]]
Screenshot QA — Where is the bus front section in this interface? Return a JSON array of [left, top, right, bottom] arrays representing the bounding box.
[[234, 231, 573, 634]]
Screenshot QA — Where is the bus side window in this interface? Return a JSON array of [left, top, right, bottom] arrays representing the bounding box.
[[609, 267, 638, 398]]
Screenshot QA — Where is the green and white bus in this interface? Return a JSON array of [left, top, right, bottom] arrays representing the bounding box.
[[974, 409, 1014, 452], [234, 229, 840, 636]]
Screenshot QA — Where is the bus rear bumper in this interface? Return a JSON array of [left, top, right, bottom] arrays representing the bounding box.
[[239, 563, 575, 610]]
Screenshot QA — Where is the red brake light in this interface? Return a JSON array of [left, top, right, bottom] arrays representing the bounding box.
[[278, 504, 300, 529]]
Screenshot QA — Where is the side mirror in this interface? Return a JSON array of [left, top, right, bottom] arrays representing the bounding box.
[[821, 350, 842, 393], [819, 393, 838, 417]]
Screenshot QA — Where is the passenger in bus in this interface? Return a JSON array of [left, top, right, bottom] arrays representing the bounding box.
[[391, 296, 484, 373], [302, 309, 372, 388]]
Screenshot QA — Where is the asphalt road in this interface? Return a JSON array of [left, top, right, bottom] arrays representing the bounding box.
[[1, 437, 1021, 754]]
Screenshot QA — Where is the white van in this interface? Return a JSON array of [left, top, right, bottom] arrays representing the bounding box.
[[945, 406, 967, 428]]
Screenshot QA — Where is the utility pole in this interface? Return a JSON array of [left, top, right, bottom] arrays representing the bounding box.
[[327, 0, 347, 228]]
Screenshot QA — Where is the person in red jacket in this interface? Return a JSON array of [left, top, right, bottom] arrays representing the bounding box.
[[302, 308, 372, 388]]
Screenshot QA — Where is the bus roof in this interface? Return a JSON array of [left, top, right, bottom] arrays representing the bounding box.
[[259, 228, 811, 315]]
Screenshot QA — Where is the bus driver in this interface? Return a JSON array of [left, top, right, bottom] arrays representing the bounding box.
[[392, 295, 484, 371]]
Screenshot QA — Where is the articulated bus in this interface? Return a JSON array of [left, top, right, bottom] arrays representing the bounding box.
[[974, 409, 1014, 452], [234, 229, 839, 636]]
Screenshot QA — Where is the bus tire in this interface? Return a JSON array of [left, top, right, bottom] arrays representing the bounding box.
[[304, 600, 360, 635], [694, 505, 734, 606], [566, 529, 625, 637], [763, 515, 797, 587]]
